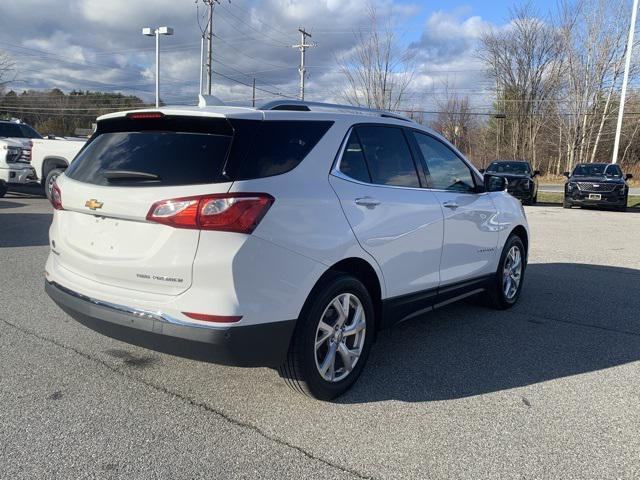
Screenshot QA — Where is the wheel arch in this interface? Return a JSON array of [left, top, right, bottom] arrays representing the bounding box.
[[42, 156, 69, 181], [315, 257, 384, 333], [509, 224, 529, 261]]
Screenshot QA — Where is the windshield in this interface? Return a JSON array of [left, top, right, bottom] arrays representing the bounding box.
[[0, 122, 43, 139], [486, 161, 531, 175], [572, 163, 622, 177]]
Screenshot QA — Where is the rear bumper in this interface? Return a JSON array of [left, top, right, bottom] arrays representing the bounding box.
[[45, 280, 296, 368]]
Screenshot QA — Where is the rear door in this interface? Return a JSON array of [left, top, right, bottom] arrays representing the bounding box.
[[53, 114, 238, 295], [410, 131, 500, 285], [329, 125, 444, 299]]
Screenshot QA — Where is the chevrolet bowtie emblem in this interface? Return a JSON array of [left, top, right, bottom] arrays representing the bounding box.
[[85, 199, 103, 210]]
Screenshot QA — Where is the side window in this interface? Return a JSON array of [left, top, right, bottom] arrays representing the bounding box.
[[339, 130, 371, 183], [412, 132, 476, 192], [356, 126, 420, 188], [232, 121, 333, 181]]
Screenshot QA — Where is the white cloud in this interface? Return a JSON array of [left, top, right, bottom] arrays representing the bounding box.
[[0, 0, 500, 111]]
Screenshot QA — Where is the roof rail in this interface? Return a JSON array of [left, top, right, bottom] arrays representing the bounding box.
[[258, 100, 413, 122]]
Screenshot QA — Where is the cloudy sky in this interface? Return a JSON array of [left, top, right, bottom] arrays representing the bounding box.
[[0, 0, 555, 111]]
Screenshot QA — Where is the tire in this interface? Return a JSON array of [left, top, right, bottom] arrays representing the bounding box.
[[486, 234, 526, 310], [0, 180, 7, 198], [563, 199, 572, 209], [278, 272, 375, 400], [618, 205, 628, 212], [44, 168, 64, 201]]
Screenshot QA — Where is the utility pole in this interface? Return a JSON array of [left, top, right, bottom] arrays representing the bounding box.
[[199, 34, 204, 95], [201, 0, 221, 96], [252, 78, 256, 107], [292, 28, 316, 101], [612, 0, 638, 164]]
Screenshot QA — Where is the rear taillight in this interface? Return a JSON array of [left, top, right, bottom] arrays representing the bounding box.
[[50, 182, 63, 210], [146, 193, 274, 233]]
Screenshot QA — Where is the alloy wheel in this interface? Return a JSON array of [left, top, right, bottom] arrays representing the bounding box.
[[502, 245, 522, 300], [314, 293, 366, 382]]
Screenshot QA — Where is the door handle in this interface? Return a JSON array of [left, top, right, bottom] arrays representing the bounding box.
[[355, 197, 381, 208], [443, 201, 459, 209]]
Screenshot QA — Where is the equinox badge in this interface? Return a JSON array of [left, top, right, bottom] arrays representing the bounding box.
[[85, 199, 104, 210]]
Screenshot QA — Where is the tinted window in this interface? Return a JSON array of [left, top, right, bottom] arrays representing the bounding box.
[[19, 124, 43, 139], [66, 117, 332, 187], [66, 131, 232, 187], [230, 121, 333, 181], [412, 132, 475, 192], [356, 126, 420, 187], [486, 161, 531, 175], [339, 130, 371, 183], [604, 164, 623, 177], [0, 122, 42, 139], [571, 163, 619, 177]]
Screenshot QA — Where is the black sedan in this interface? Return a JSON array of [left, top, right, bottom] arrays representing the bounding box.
[[481, 160, 540, 205], [563, 163, 632, 212]]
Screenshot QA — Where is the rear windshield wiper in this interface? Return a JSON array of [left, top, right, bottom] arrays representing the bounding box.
[[103, 170, 161, 181]]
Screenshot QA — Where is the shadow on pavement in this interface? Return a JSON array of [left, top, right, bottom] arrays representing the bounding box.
[[0, 200, 27, 210], [339, 262, 640, 404], [7, 184, 46, 198], [0, 212, 52, 248]]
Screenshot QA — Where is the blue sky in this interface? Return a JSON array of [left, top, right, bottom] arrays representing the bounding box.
[[0, 0, 561, 109]]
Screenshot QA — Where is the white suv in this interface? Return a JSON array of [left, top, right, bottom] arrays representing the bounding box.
[[45, 100, 529, 400]]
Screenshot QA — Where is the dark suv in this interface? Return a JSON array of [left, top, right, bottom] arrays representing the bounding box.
[[481, 160, 540, 205], [563, 163, 632, 212]]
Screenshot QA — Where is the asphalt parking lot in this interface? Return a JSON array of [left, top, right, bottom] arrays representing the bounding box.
[[1, 193, 639, 479]]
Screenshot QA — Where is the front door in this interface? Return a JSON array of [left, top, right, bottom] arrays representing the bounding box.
[[410, 131, 500, 286]]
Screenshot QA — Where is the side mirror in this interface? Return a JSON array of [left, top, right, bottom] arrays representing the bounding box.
[[563, 171, 570, 178], [533, 170, 541, 177], [47, 134, 56, 139], [479, 168, 485, 174], [625, 173, 633, 180], [484, 174, 508, 192]]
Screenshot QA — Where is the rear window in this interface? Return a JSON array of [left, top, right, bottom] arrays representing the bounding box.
[[0, 122, 43, 139], [66, 116, 332, 187]]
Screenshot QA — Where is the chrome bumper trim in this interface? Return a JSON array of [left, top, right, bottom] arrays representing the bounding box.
[[51, 281, 224, 330]]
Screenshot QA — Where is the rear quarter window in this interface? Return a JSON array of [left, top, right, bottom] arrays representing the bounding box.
[[226, 120, 333, 181]]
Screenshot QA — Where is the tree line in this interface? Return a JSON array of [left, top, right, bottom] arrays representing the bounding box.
[[0, 89, 146, 137], [338, 0, 640, 176]]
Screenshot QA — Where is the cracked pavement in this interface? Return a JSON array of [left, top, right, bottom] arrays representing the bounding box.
[[1, 194, 639, 479]]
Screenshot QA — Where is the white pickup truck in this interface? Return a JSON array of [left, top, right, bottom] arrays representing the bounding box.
[[31, 136, 87, 198], [0, 119, 87, 198], [0, 136, 37, 197], [0, 121, 36, 197]]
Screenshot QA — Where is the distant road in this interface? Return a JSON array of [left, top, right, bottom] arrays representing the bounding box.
[[539, 183, 640, 195]]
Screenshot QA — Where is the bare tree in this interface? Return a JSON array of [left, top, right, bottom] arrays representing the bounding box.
[[478, 3, 564, 166], [0, 50, 14, 93], [337, 5, 415, 111], [430, 82, 475, 153], [558, 0, 633, 169]]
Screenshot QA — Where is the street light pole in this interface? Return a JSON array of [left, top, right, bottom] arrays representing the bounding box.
[[155, 31, 160, 107], [612, 0, 638, 164], [142, 26, 174, 108]]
